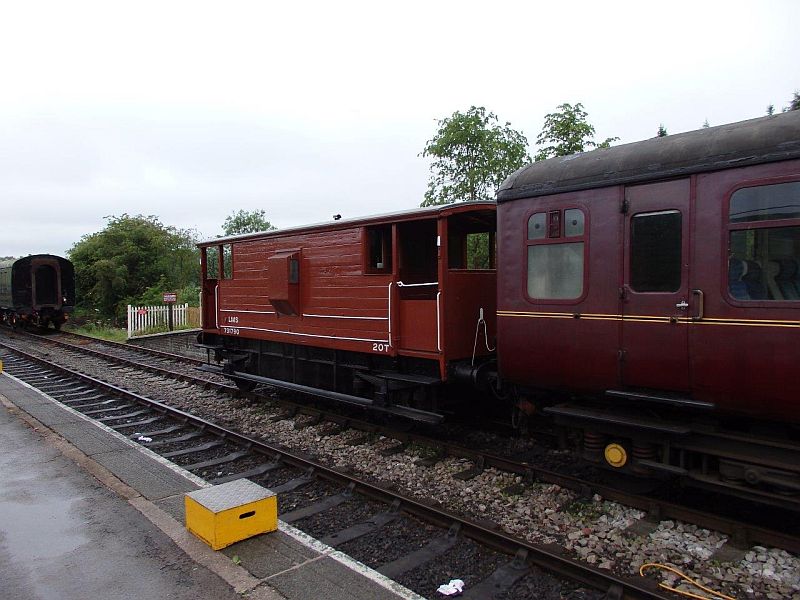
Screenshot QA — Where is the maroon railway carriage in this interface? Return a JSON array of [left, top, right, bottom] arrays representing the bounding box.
[[197, 202, 497, 423], [496, 110, 800, 506]]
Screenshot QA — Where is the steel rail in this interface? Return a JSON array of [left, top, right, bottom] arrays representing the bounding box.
[[39, 329, 204, 365]]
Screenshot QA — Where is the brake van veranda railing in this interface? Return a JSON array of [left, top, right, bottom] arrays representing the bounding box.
[[127, 303, 191, 338]]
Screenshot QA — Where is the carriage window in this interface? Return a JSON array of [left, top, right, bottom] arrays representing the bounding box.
[[564, 209, 585, 237], [728, 182, 800, 302], [222, 244, 233, 279], [728, 228, 800, 301], [527, 213, 546, 239], [205, 246, 219, 279], [630, 210, 681, 293], [729, 182, 800, 223], [526, 208, 586, 301], [528, 243, 584, 299], [365, 225, 392, 274]]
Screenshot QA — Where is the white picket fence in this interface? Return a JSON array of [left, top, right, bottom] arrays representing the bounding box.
[[127, 303, 189, 338]]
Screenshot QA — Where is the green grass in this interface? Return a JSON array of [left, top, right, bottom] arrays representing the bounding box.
[[63, 323, 128, 343]]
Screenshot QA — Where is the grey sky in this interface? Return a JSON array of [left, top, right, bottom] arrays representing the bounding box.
[[2, 0, 798, 257]]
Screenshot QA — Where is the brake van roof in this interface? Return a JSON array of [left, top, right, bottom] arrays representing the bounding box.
[[199, 201, 496, 246]]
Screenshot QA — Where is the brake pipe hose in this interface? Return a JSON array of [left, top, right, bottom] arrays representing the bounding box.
[[639, 563, 736, 600]]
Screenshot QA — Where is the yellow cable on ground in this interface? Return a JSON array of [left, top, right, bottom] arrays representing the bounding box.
[[639, 563, 736, 600]]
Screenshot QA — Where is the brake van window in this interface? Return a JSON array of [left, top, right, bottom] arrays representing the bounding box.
[[205, 246, 219, 279], [222, 244, 233, 279]]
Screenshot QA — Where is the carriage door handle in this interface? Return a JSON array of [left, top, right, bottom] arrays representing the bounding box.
[[691, 289, 704, 321], [676, 300, 689, 310]]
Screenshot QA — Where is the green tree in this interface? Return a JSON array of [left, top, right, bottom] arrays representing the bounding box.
[[420, 106, 530, 206], [534, 103, 618, 161], [657, 124, 668, 137], [767, 104, 775, 116], [786, 91, 800, 112], [222, 209, 276, 236], [68, 215, 200, 321]]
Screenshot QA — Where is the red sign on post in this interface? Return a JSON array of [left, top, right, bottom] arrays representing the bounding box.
[[137, 308, 148, 315], [163, 292, 177, 304]]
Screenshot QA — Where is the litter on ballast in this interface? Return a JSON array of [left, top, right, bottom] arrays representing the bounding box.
[[437, 579, 465, 596], [137, 435, 153, 442]]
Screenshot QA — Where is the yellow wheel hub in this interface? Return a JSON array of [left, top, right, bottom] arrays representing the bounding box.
[[604, 443, 627, 468]]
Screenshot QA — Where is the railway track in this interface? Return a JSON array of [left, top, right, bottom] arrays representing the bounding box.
[[1, 330, 798, 597], [1, 340, 666, 599], [15, 330, 800, 544]]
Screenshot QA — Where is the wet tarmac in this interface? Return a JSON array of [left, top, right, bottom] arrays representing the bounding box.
[[0, 396, 244, 600]]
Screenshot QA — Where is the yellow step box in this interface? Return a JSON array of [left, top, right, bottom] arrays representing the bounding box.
[[185, 479, 277, 550]]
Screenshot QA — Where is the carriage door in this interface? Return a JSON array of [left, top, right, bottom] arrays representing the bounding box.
[[396, 219, 440, 353], [621, 179, 691, 392], [33, 262, 59, 307], [202, 246, 220, 329]]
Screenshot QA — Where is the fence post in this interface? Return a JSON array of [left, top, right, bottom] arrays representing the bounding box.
[[128, 303, 196, 338]]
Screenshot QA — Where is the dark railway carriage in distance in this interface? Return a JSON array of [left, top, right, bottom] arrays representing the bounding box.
[[197, 202, 497, 422], [496, 110, 800, 506], [0, 254, 75, 329]]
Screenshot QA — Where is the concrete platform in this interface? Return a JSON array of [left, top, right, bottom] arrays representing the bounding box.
[[0, 371, 423, 600]]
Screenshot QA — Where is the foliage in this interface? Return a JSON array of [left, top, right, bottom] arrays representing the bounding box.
[[137, 278, 201, 307], [466, 232, 491, 269], [534, 103, 618, 161], [64, 322, 128, 343], [222, 209, 276, 236], [68, 214, 200, 322], [420, 106, 530, 206], [657, 124, 668, 137], [702, 119, 710, 128], [767, 104, 775, 116]]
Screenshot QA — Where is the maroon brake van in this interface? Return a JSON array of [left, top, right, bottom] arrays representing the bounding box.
[[198, 202, 497, 422]]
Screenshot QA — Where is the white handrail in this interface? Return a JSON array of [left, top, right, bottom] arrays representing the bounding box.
[[396, 281, 438, 288], [214, 285, 219, 329], [436, 291, 441, 352], [387, 282, 393, 347]]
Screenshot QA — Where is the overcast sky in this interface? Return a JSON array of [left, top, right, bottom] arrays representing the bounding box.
[[2, 0, 798, 257]]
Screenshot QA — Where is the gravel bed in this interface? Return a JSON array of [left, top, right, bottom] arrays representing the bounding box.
[[54, 335, 228, 384], [169, 445, 242, 467], [78, 405, 137, 418], [195, 455, 268, 481], [126, 418, 183, 433], [293, 497, 386, 540], [139, 435, 221, 454], [337, 515, 441, 569], [495, 569, 603, 600], [278, 480, 340, 513], [397, 537, 508, 599], [252, 466, 306, 490]]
